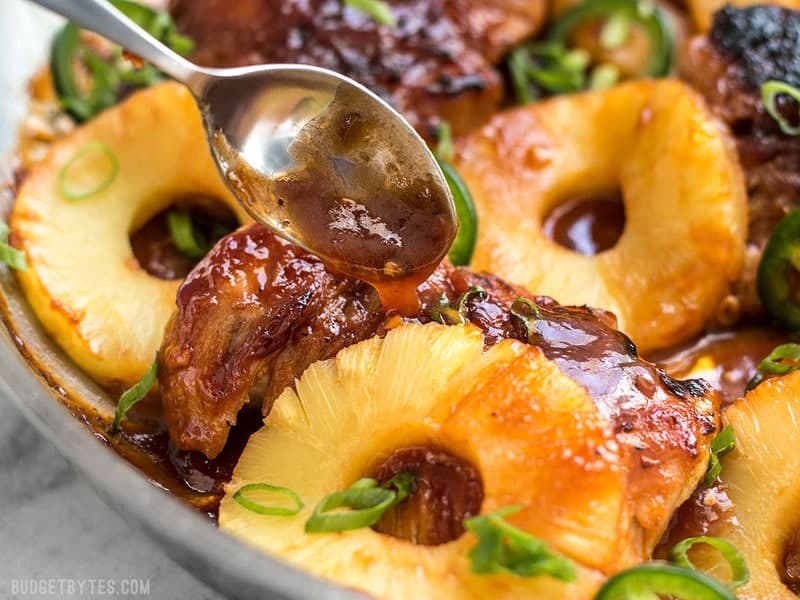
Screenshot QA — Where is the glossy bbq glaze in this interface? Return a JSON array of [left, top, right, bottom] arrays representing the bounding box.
[[1, 161, 780, 533], [155, 223, 720, 557], [216, 84, 456, 314], [170, 0, 546, 138]]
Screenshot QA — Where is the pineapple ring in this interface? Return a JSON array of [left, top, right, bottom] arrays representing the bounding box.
[[456, 78, 747, 352], [692, 371, 800, 599], [10, 82, 249, 387], [220, 323, 639, 599]]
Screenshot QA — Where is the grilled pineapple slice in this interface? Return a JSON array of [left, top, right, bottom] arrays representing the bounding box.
[[693, 372, 800, 599], [11, 82, 248, 387], [220, 323, 639, 599], [455, 79, 747, 352]]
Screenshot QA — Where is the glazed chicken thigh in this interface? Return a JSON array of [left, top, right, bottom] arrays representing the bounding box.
[[159, 223, 719, 558], [169, 0, 545, 137]]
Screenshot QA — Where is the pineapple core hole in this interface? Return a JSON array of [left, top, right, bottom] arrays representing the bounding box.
[[782, 528, 800, 594], [369, 446, 484, 546], [542, 191, 625, 256], [130, 199, 238, 281]]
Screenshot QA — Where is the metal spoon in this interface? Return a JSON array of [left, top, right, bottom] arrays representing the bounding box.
[[28, 0, 457, 292]]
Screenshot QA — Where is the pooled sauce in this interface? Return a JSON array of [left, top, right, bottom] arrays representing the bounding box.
[[215, 85, 456, 314], [543, 193, 626, 256], [369, 446, 483, 546], [130, 203, 238, 281], [782, 529, 800, 594], [651, 327, 791, 404], [655, 482, 736, 557]]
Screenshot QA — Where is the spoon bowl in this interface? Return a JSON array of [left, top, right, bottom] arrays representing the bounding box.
[[29, 0, 457, 301]]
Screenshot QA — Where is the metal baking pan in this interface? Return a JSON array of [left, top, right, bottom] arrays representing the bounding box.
[[0, 2, 356, 598]]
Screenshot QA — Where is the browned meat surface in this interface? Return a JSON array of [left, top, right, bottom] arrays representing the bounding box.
[[169, 0, 545, 137], [682, 5, 800, 316], [159, 223, 719, 548]]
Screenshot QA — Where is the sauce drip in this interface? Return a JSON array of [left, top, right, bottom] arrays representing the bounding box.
[[215, 85, 456, 314], [543, 193, 626, 256]]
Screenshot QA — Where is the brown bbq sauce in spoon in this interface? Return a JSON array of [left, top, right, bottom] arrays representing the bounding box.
[[215, 85, 456, 315]]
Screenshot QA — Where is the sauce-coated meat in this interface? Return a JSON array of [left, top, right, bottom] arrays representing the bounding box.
[[169, 0, 545, 137], [159, 223, 719, 550], [683, 5, 800, 316]]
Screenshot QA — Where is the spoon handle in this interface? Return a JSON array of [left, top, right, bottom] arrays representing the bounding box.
[[26, 0, 197, 84]]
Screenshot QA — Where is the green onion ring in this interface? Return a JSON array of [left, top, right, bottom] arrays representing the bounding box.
[[382, 471, 416, 503], [705, 424, 735, 485], [0, 222, 27, 271], [668, 536, 749, 589], [304, 484, 396, 533], [343, 0, 397, 26], [0, 244, 27, 271], [58, 142, 119, 201], [761, 80, 800, 136], [167, 211, 208, 259], [232, 483, 305, 517], [112, 356, 157, 431], [508, 48, 537, 105], [757, 343, 800, 375], [594, 563, 736, 599], [456, 286, 487, 315], [430, 293, 467, 325]]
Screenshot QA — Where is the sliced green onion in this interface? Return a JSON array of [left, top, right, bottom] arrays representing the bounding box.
[[507, 43, 589, 103], [757, 343, 800, 375], [465, 506, 576, 581], [669, 536, 749, 589], [305, 475, 410, 533], [600, 12, 633, 49], [167, 211, 208, 259], [595, 563, 736, 599], [436, 121, 455, 164], [745, 371, 764, 392], [590, 64, 621, 90], [382, 470, 416, 504], [430, 287, 487, 325], [111, 0, 194, 55], [51, 0, 193, 123], [761, 80, 800, 137], [343, 0, 396, 26], [457, 286, 487, 314], [232, 483, 304, 517], [508, 48, 537, 105], [112, 356, 157, 431], [0, 222, 27, 271], [58, 142, 119, 201], [705, 424, 735, 485], [746, 343, 800, 391], [437, 159, 477, 266], [0, 244, 28, 272], [430, 293, 467, 325], [510, 297, 544, 343]]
